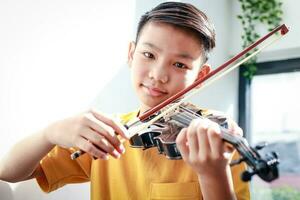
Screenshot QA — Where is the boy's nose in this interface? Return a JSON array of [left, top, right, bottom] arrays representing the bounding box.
[[148, 64, 168, 83]]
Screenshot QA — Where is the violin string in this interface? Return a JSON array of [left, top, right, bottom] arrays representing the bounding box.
[[173, 106, 259, 161], [179, 106, 259, 159], [150, 105, 258, 163], [177, 106, 237, 142]]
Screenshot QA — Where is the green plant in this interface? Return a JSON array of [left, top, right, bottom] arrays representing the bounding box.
[[237, 0, 283, 79]]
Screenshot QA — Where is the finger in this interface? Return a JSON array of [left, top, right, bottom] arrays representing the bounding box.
[[90, 119, 125, 154], [222, 118, 242, 155], [84, 113, 125, 154], [227, 119, 243, 137], [196, 119, 211, 159], [75, 137, 108, 160], [234, 126, 243, 137], [82, 128, 121, 159], [207, 122, 223, 159], [91, 109, 129, 139], [223, 150, 234, 160], [176, 128, 189, 160], [187, 119, 200, 159]]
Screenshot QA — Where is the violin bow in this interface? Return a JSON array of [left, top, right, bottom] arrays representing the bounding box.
[[71, 24, 289, 160], [125, 24, 289, 136]]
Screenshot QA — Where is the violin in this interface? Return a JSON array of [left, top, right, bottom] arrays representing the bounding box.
[[129, 102, 230, 159], [71, 24, 289, 182], [129, 102, 279, 182]]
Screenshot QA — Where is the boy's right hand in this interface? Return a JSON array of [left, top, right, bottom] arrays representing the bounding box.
[[44, 109, 129, 160]]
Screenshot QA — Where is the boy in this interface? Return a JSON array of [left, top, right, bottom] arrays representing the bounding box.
[[0, 2, 250, 200]]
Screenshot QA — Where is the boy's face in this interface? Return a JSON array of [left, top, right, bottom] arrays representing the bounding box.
[[128, 22, 210, 113]]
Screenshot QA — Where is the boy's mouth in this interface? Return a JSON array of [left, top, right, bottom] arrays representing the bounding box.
[[142, 84, 168, 97]]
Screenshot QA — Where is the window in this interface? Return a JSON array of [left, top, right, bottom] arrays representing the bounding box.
[[239, 58, 300, 199]]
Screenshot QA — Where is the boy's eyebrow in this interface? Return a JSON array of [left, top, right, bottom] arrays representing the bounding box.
[[142, 42, 195, 60], [175, 52, 195, 61], [143, 42, 162, 52]]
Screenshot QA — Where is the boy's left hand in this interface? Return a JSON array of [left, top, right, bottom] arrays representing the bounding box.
[[176, 117, 242, 177]]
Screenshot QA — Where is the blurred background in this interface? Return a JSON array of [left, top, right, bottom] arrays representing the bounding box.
[[0, 0, 299, 199]]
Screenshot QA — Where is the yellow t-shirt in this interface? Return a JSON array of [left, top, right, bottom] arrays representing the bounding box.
[[36, 111, 250, 200]]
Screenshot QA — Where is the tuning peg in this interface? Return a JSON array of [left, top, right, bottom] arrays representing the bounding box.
[[255, 142, 268, 150], [241, 170, 257, 182], [230, 157, 245, 166]]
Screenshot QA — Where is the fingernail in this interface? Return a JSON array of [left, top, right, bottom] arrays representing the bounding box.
[[113, 150, 121, 158]]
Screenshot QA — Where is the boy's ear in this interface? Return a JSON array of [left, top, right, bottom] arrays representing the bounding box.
[[196, 64, 211, 80], [127, 41, 136, 68]]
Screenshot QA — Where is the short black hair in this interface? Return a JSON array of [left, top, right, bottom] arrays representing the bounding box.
[[136, 2, 216, 61]]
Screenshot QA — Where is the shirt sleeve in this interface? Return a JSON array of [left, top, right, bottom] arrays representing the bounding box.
[[36, 146, 92, 193]]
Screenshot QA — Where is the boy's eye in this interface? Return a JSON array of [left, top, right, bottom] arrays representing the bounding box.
[[143, 52, 154, 59], [174, 62, 187, 69]]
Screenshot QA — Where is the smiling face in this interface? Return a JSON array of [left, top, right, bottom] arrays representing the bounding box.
[[128, 22, 210, 114]]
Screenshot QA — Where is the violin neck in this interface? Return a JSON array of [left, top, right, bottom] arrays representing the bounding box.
[[169, 111, 243, 147], [220, 127, 242, 147]]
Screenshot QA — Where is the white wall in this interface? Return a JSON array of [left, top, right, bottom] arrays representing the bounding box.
[[0, 0, 135, 199]]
